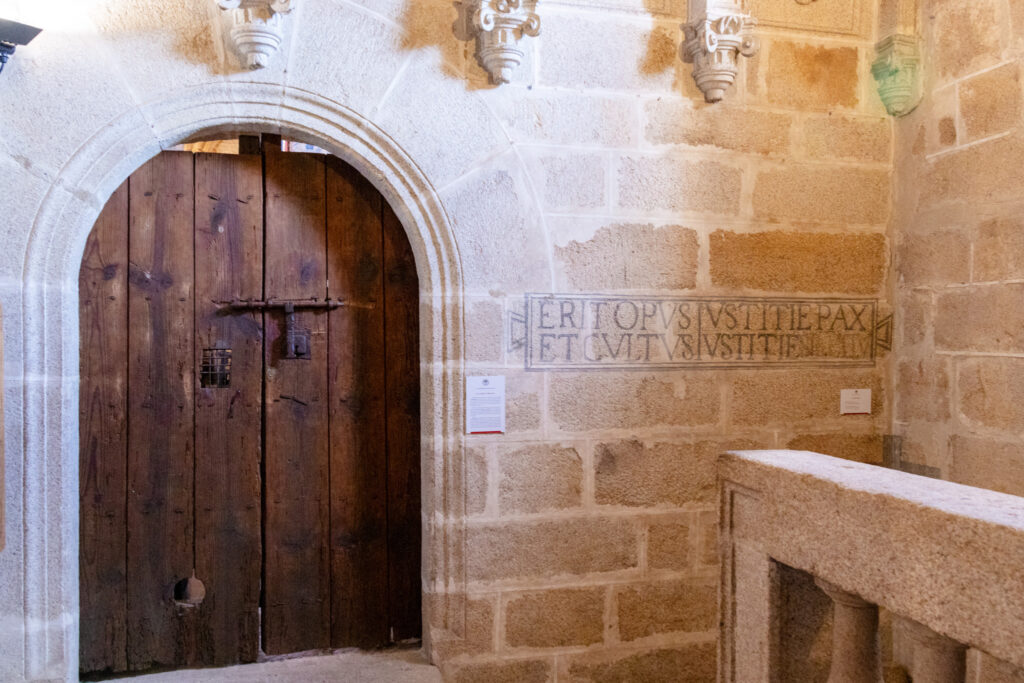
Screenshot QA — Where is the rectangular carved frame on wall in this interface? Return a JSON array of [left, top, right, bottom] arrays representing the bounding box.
[[510, 293, 892, 371], [747, 0, 870, 38]]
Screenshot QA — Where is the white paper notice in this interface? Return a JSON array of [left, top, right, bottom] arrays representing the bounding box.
[[840, 388, 872, 415], [466, 376, 506, 434]]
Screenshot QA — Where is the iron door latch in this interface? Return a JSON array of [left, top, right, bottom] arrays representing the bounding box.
[[217, 298, 375, 359]]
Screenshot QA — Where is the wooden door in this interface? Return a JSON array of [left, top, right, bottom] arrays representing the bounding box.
[[79, 149, 421, 677]]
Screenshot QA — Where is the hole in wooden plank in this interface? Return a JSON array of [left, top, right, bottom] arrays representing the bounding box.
[[172, 572, 206, 608]]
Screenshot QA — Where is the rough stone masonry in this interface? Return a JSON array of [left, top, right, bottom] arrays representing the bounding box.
[[2, 0, 1021, 680]]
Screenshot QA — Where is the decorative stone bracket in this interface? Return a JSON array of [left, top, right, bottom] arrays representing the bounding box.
[[458, 0, 541, 85], [872, 34, 922, 116], [682, 0, 759, 103], [214, 0, 295, 70]]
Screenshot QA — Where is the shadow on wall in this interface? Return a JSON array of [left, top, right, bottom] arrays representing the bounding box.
[[400, 0, 494, 91], [642, 0, 686, 82]]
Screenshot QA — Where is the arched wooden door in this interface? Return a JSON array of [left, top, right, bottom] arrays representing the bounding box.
[[78, 148, 421, 676]]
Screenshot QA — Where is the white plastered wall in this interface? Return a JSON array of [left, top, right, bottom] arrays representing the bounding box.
[[0, 1, 553, 680]]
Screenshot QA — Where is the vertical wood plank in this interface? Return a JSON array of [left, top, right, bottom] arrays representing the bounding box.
[[126, 152, 198, 671], [79, 181, 130, 674], [262, 149, 331, 654], [193, 153, 263, 665], [325, 159, 389, 648], [382, 202, 423, 642]]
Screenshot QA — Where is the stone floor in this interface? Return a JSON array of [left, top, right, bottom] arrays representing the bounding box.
[[106, 648, 442, 683]]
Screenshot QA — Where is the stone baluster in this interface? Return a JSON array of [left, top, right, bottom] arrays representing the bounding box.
[[815, 578, 884, 683], [902, 618, 967, 683]]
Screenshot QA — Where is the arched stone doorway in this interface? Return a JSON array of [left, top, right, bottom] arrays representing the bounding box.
[[78, 142, 424, 675], [18, 84, 472, 682]]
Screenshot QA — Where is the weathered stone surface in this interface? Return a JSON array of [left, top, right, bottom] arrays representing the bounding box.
[[765, 41, 859, 110], [644, 101, 793, 155], [503, 92, 637, 148], [565, 643, 717, 683], [1012, 0, 1024, 44], [647, 518, 691, 570], [753, 166, 890, 225], [617, 153, 743, 215], [0, 156, 48, 280], [466, 447, 489, 516], [974, 217, 1024, 281], [429, 593, 496, 657], [950, 435, 1024, 497], [710, 230, 887, 294], [450, 658, 552, 683], [938, 117, 958, 147], [505, 588, 605, 647], [550, 374, 720, 432], [935, 285, 1024, 353], [555, 224, 699, 291], [442, 166, 549, 292], [498, 444, 583, 514], [617, 579, 717, 640], [287, 0, 410, 116], [897, 229, 971, 287], [896, 358, 951, 421], [377, 59, 509, 189], [595, 439, 760, 507], [803, 115, 891, 163], [466, 518, 638, 582], [786, 433, 885, 464], [698, 510, 718, 566], [536, 154, 607, 211], [467, 299, 504, 363], [505, 373, 543, 433], [539, 14, 677, 92], [732, 369, 883, 425], [960, 62, 1022, 142], [958, 357, 1024, 432], [0, 27, 143, 179], [900, 291, 930, 348], [921, 134, 1024, 206], [932, 0, 1002, 81]]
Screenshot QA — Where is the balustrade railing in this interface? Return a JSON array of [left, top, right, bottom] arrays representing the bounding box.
[[718, 450, 1024, 683]]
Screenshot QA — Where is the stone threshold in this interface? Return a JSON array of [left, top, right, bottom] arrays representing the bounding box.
[[97, 648, 441, 683]]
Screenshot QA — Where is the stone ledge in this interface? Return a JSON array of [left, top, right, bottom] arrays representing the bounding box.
[[720, 449, 1024, 672]]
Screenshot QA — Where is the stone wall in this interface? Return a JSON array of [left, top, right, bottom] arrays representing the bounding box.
[[892, 0, 1024, 678], [0, 0, 892, 681], [442, 0, 892, 679]]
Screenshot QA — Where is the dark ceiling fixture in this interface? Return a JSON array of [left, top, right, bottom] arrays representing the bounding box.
[[0, 18, 42, 77]]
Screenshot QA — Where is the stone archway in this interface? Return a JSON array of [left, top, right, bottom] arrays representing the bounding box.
[[19, 83, 470, 682]]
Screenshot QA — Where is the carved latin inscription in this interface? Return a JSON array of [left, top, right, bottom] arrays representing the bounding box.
[[510, 294, 891, 371]]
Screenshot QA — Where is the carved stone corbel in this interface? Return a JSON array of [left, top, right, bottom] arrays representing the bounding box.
[[872, 34, 922, 116], [216, 0, 295, 70], [682, 0, 759, 103], [460, 0, 541, 85]]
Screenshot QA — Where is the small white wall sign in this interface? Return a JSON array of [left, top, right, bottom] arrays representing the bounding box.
[[466, 375, 506, 434], [840, 388, 872, 415]]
